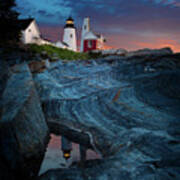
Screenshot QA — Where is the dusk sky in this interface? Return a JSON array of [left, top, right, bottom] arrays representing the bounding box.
[[16, 0, 180, 52]]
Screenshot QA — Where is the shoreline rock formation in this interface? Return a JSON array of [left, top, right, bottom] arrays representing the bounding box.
[[0, 47, 180, 180], [35, 50, 180, 179]]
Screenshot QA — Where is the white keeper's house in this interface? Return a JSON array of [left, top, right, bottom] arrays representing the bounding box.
[[19, 18, 52, 45]]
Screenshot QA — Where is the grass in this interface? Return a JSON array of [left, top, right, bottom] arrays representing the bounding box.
[[0, 43, 103, 66], [28, 44, 93, 60]]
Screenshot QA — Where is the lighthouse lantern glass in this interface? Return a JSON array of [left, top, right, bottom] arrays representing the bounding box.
[[66, 20, 73, 25]]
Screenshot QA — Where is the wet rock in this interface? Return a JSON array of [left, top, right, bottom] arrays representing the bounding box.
[[28, 60, 50, 73], [0, 64, 50, 179], [34, 54, 180, 179]]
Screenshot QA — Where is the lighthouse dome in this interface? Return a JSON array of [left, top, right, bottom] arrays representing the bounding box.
[[65, 17, 75, 28]]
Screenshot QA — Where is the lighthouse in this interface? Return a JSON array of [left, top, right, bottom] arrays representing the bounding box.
[[63, 17, 77, 52]]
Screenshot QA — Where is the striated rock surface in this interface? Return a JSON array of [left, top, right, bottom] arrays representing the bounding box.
[[0, 64, 50, 180], [34, 53, 180, 179]]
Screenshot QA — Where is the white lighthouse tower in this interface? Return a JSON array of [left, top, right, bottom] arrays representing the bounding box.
[[80, 17, 90, 52], [63, 17, 77, 52]]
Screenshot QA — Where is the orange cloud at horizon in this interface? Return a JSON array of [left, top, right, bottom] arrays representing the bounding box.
[[106, 34, 180, 53], [135, 38, 180, 53]]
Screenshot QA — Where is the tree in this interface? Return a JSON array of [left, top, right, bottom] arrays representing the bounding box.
[[0, 0, 20, 45]]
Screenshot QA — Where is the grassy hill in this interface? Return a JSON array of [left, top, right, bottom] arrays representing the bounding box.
[[0, 43, 102, 66], [29, 44, 100, 60]]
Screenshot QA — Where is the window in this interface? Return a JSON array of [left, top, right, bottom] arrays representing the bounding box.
[[70, 34, 73, 38], [88, 40, 93, 48], [84, 25, 87, 30], [28, 29, 31, 32]]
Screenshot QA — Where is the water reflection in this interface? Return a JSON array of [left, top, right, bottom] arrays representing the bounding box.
[[39, 134, 100, 175]]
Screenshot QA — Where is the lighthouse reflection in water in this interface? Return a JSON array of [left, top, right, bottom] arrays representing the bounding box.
[[39, 134, 100, 175]]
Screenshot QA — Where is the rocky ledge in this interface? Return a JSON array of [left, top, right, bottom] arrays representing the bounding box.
[[0, 48, 180, 180], [35, 50, 180, 179]]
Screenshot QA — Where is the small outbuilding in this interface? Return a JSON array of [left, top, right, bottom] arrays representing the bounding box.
[[80, 17, 105, 52]]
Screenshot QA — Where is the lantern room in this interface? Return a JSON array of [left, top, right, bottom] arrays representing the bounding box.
[[64, 17, 75, 28]]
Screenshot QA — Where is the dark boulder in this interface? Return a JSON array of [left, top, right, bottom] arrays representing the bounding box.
[[0, 158, 15, 180], [0, 61, 10, 121], [0, 64, 50, 179]]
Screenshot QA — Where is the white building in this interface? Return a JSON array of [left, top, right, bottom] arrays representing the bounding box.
[[19, 17, 104, 53], [63, 17, 77, 52], [80, 17, 105, 52], [54, 41, 69, 49], [80, 17, 90, 52], [19, 18, 52, 45]]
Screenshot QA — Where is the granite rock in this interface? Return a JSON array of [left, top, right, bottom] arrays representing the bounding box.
[[0, 64, 50, 179], [35, 53, 180, 179]]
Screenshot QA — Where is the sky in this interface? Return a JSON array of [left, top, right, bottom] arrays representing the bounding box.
[[16, 0, 180, 52]]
